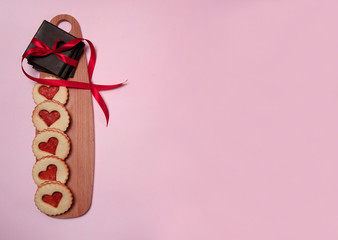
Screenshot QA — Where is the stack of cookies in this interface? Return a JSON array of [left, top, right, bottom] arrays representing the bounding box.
[[31, 76, 73, 216]]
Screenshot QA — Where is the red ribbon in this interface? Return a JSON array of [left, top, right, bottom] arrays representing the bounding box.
[[22, 37, 126, 125]]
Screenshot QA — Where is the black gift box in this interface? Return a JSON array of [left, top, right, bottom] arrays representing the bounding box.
[[25, 20, 85, 79]]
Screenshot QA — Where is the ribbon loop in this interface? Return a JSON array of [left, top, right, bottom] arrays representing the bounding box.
[[22, 37, 125, 125]]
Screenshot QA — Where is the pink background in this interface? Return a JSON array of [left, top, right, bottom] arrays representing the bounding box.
[[2, 0, 338, 239]]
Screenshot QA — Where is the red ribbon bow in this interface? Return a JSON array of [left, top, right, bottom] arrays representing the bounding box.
[[21, 37, 126, 125]]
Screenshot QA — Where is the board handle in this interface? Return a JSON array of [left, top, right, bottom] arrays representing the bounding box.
[[49, 14, 83, 38]]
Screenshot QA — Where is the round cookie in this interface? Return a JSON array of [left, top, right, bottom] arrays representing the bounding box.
[[34, 181, 73, 216], [32, 100, 70, 132], [32, 156, 69, 186], [32, 129, 71, 160], [32, 76, 68, 105]]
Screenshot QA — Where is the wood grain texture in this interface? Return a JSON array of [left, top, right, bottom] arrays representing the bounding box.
[[39, 14, 95, 218]]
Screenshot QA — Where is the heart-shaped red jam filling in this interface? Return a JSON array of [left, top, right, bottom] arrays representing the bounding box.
[[42, 192, 63, 208], [38, 86, 60, 100], [39, 164, 57, 181], [39, 110, 60, 127], [38, 137, 58, 155]]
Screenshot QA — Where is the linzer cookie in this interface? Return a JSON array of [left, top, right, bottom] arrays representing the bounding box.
[[32, 100, 70, 131], [33, 76, 68, 105], [32, 128, 70, 160], [34, 181, 73, 216], [32, 156, 69, 186]]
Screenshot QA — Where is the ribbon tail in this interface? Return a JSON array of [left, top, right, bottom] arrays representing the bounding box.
[[94, 80, 127, 90], [90, 84, 110, 126]]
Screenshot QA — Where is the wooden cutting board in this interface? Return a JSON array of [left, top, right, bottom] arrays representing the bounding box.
[[39, 14, 95, 218]]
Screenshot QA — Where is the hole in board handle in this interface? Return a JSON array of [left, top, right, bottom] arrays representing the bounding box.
[[58, 20, 71, 33]]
